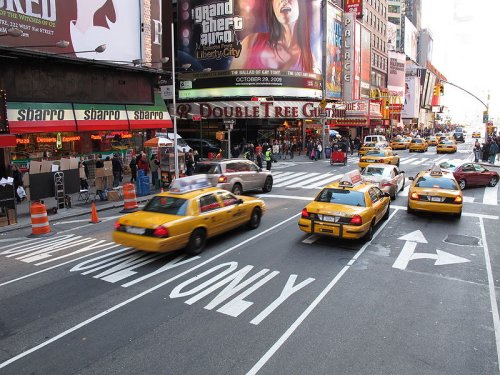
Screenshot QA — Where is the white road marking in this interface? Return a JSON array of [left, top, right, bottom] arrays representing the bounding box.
[[410, 159, 427, 165], [483, 185, 498, 205], [0, 214, 301, 370], [246, 208, 401, 375], [302, 235, 319, 244], [53, 215, 122, 226], [0, 237, 27, 243], [289, 173, 334, 188], [256, 194, 312, 201], [308, 174, 343, 189], [274, 173, 320, 187], [463, 196, 475, 203], [401, 157, 418, 164], [479, 217, 500, 374], [400, 185, 410, 197], [272, 172, 308, 184]]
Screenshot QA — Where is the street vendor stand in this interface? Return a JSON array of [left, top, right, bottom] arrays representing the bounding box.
[[144, 137, 186, 187]]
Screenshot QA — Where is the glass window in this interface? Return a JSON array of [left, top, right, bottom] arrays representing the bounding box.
[[369, 188, 380, 203], [217, 191, 240, 207], [194, 163, 220, 174], [362, 167, 385, 176], [199, 194, 222, 213], [238, 162, 251, 172], [143, 196, 189, 216], [315, 188, 366, 207], [415, 177, 459, 190]]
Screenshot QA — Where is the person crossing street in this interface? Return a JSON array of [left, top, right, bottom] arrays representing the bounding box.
[[265, 148, 272, 171]]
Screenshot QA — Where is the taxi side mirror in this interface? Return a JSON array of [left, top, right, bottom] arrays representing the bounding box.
[[409, 177, 414, 181], [383, 192, 390, 198]]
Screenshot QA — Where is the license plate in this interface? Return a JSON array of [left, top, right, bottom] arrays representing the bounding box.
[[322, 215, 338, 222], [126, 226, 145, 235], [430, 196, 442, 202], [366, 159, 375, 163]]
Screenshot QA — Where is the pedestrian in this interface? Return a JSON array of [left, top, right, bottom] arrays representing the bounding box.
[[256, 150, 263, 169], [137, 152, 149, 176], [489, 140, 499, 164], [216, 149, 223, 159], [129, 155, 137, 183], [11, 165, 24, 203], [265, 148, 272, 170], [473, 140, 481, 162], [95, 154, 104, 169], [316, 142, 323, 160], [186, 152, 195, 176], [149, 154, 160, 188], [111, 153, 123, 187], [482, 141, 490, 162], [349, 137, 354, 156]]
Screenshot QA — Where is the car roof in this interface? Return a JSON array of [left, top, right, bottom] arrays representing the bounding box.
[[159, 187, 225, 199]]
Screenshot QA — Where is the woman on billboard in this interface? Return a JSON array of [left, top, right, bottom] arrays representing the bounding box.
[[230, 0, 318, 73]]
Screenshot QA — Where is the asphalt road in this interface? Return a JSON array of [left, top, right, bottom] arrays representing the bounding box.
[[1, 139, 499, 375]]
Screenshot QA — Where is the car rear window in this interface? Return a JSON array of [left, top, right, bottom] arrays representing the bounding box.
[[315, 188, 366, 207], [194, 163, 221, 174], [415, 177, 458, 190], [143, 196, 189, 215], [365, 151, 386, 156], [362, 167, 386, 176], [412, 139, 423, 143]]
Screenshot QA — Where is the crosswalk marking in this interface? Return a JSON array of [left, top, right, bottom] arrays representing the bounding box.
[[400, 185, 410, 197], [308, 174, 343, 189], [289, 173, 338, 188], [273, 172, 308, 184], [483, 186, 498, 205], [274, 173, 321, 187]]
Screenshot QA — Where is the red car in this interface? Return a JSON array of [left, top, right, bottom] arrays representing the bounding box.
[[444, 162, 499, 190]]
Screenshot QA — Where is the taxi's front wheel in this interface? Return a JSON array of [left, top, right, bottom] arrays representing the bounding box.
[[186, 228, 207, 255], [247, 207, 262, 229]]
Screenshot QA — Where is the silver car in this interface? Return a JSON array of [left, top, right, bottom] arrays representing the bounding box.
[[193, 159, 273, 195], [360, 163, 406, 200]]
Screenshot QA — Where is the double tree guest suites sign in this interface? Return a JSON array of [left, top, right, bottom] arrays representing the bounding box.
[[174, 101, 351, 120]]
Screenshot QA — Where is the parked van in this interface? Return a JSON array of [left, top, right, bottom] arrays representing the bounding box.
[[156, 132, 193, 153], [363, 135, 387, 144]]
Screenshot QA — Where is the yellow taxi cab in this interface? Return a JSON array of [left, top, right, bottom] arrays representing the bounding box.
[[425, 136, 438, 146], [113, 175, 266, 255], [358, 142, 379, 156], [407, 165, 463, 218], [359, 149, 400, 169], [390, 136, 408, 150], [408, 138, 428, 152], [436, 139, 457, 154], [298, 170, 391, 241], [472, 131, 481, 138], [403, 136, 412, 147]]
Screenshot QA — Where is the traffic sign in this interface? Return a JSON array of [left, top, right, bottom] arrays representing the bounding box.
[[319, 99, 327, 109], [483, 111, 489, 124]]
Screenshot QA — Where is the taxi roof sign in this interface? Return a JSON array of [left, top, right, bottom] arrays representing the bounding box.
[[169, 175, 212, 194], [339, 170, 363, 187], [429, 164, 443, 176]]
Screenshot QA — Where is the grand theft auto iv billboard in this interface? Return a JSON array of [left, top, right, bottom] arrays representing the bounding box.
[[176, 0, 323, 100]]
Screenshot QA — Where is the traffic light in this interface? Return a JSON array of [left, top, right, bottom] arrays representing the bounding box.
[[0, 90, 9, 134], [433, 85, 440, 97], [439, 84, 444, 95]]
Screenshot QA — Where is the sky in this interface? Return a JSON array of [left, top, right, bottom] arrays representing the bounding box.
[[421, 0, 500, 128]]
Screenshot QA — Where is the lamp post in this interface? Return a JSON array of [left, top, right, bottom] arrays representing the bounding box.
[[171, 22, 179, 179]]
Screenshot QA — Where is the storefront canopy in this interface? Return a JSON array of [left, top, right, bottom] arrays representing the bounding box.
[[7, 94, 172, 134]]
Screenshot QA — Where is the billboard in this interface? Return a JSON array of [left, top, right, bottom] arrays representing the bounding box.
[[387, 22, 397, 51], [360, 25, 371, 98], [326, 4, 343, 99], [342, 12, 355, 102], [402, 75, 420, 119], [344, 0, 363, 18], [387, 51, 406, 102], [404, 17, 418, 62], [177, 0, 323, 99], [0, 0, 142, 62]]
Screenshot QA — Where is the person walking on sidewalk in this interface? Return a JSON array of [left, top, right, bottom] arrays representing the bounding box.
[[473, 140, 481, 162], [111, 153, 123, 187], [488, 140, 499, 164], [129, 155, 137, 183], [149, 154, 160, 188]]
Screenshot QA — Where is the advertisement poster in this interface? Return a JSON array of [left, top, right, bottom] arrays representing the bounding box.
[[326, 4, 342, 99], [402, 75, 420, 119], [404, 17, 418, 62], [177, 0, 323, 99], [0, 0, 142, 62], [344, 0, 363, 18], [387, 21, 397, 51], [360, 25, 371, 98], [387, 51, 406, 102]]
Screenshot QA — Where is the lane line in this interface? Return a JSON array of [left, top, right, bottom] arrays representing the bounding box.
[[302, 235, 319, 244], [274, 173, 321, 187], [483, 185, 498, 205], [479, 217, 500, 374], [0, 214, 301, 369], [246, 208, 401, 375]]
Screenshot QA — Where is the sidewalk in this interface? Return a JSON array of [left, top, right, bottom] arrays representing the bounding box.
[[0, 188, 157, 234]]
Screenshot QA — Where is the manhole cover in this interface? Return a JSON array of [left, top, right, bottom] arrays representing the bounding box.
[[444, 234, 481, 247]]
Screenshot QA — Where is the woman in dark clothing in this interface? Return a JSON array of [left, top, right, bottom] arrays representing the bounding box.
[[129, 155, 137, 183], [12, 165, 24, 203]]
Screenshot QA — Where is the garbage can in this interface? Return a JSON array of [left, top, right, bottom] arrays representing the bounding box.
[[136, 170, 145, 196], [325, 147, 332, 159], [139, 175, 150, 196]]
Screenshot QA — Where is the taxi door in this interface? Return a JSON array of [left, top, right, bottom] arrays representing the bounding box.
[[216, 191, 247, 228], [368, 187, 386, 224], [198, 193, 225, 236]]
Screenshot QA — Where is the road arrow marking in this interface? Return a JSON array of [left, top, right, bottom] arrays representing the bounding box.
[[393, 230, 470, 270]]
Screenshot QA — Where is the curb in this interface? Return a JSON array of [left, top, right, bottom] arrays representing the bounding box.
[[0, 194, 155, 234]]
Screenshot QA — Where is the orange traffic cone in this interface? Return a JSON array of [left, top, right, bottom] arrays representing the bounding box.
[[89, 202, 101, 223]]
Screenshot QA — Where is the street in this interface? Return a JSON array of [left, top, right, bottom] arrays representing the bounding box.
[[1, 140, 499, 375]]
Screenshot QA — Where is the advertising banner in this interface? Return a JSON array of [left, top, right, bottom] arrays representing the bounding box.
[[354, 21, 361, 100], [177, 0, 323, 99], [402, 76, 420, 119], [342, 12, 355, 102], [387, 51, 406, 102], [326, 4, 342, 99], [404, 17, 418, 62], [344, 0, 363, 18], [360, 25, 371, 98], [0, 0, 141, 62], [387, 22, 397, 52], [7, 102, 77, 134]]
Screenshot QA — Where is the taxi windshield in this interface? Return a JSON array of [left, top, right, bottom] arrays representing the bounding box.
[[365, 151, 386, 156], [415, 176, 458, 190], [143, 196, 189, 216], [315, 188, 366, 207], [412, 139, 424, 143]]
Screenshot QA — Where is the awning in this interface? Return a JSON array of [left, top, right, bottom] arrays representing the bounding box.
[[0, 135, 16, 147], [73, 103, 129, 131], [127, 94, 172, 130], [7, 102, 77, 134], [144, 137, 174, 148]]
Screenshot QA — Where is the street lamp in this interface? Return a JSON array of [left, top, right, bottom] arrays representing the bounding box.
[[0, 27, 23, 37], [132, 57, 170, 67], [171, 22, 179, 179], [13, 40, 70, 49]]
